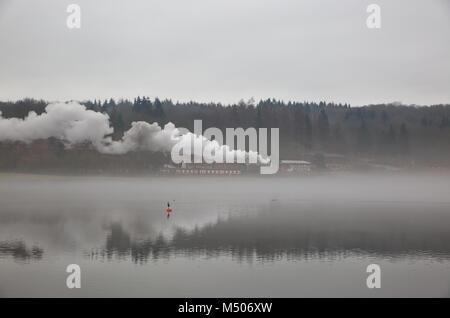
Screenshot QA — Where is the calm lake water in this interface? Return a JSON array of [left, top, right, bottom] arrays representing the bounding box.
[[1, 173, 450, 297]]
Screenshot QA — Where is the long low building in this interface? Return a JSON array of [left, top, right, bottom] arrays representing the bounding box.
[[161, 168, 242, 175], [279, 160, 312, 174], [161, 160, 313, 175], [160, 162, 255, 175]]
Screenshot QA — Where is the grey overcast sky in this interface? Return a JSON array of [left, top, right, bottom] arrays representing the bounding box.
[[0, 0, 449, 106]]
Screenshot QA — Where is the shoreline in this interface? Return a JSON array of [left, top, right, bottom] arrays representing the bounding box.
[[1, 168, 450, 180]]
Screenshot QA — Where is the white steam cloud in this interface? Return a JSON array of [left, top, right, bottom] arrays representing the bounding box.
[[0, 102, 112, 149], [0, 102, 268, 164]]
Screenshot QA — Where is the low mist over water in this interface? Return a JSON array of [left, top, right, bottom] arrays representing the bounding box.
[[1, 173, 450, 297]]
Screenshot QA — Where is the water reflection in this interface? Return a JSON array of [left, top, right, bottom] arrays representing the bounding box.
[[0, 240, 43, 261], [89, 205, 450, 264], [89, 223, 171, 263], [1, 175, 450, 297]]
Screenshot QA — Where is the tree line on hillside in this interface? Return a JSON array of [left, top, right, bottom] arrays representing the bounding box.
[[1, 98, 450, 166]]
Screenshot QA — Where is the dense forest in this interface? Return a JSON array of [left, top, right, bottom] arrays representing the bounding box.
[[1, 97, 450, 172]]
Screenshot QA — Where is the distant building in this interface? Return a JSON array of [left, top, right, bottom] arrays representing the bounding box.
[[280, 160, 312, 174], [160, 162, 254, 176]]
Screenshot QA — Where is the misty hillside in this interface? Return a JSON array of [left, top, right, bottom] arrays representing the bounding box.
[[1, 98, 450, 172]]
